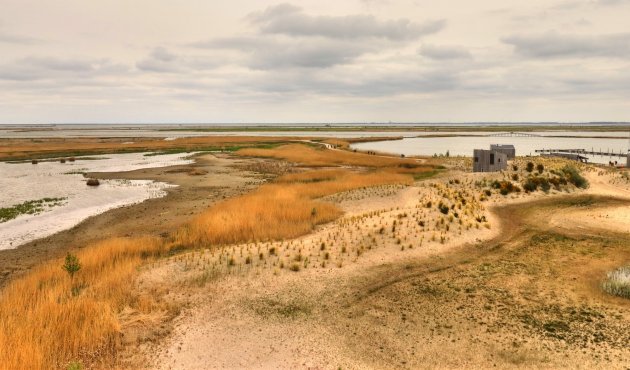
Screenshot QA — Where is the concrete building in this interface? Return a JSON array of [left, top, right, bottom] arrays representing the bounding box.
[[490, 144, 516, 159], [473, 149, 508, 172]]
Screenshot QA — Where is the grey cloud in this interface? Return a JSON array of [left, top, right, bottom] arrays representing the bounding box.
[[595, 0, 630, 5], [192, 36, 379, 69], [190, 36, 270, 50], [0, 32, 42, 45], [151, 47, 177, 62], [172, 66, 461, 98], [136, 47, 181, 72], [250, 3, 445, 40], [0, 57, 128, 81], [503, 32, 630, 58], [21, 57, 96, 72], [136, 47, 229, 72], [419, 45, 472, 60], [189, 4, 446, 70], [250, 39, 375, 69]]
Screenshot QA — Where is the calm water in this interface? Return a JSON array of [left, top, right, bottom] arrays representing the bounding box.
[[351, 136, 630, 165]]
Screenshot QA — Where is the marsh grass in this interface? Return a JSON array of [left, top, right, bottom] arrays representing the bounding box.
[[0, 236, 164, 369], [174, 169, 412, 248], [0, 197, 66, 223], [0, 136, 298, 161]]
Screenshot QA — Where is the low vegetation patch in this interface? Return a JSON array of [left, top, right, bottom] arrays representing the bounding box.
[[0, 197, 66, 223], [491, 180, 521, 195], [561, 165, 589, 189], [250, 297, 312, 319], [602, 266, 630, 299]]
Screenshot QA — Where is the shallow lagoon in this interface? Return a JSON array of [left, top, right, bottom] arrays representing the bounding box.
[[0, 152, 194, 249]]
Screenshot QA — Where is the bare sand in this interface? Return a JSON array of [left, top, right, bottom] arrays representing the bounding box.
[[129, 163, 630, 369]]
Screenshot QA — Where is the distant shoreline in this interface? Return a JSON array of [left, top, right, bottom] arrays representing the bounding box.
[[1, 122, 630, 133]]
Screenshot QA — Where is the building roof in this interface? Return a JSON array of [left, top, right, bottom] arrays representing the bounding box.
[[490, 144, 515, 149]]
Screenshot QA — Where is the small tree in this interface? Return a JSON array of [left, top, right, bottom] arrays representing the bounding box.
[[62, 253, 81, 280], [536, 163, 544, 174], [526, 162, 534, 173]]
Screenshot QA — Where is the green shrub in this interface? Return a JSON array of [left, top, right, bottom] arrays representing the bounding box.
[[523, 179, 537, 192], [67, 361, 83, 370], [62, 253, 81, 280], [561, 165, 588, 189], [526, 162, 534, 173], [540, 178, 551, 193]]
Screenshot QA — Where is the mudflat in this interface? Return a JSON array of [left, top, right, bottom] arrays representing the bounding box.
[[0, 153, 263, 287]]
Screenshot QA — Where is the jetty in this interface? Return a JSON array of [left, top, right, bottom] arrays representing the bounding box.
[[534, 148, 628, 158]]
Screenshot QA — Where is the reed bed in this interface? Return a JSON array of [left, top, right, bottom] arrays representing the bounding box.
[[0, 236, 164, 369], [174, 169, 412, 247]]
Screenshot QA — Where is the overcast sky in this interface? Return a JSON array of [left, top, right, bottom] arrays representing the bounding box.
[[1, 0, 630, 124]]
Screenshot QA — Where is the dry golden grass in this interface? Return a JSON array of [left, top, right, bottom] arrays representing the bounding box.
[[175, 169, 412, 247], [237, 144, 416, 167], [0, 236, 164, 370]]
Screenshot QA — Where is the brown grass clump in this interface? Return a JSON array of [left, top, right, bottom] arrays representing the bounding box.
[[0, 236, 164, 369], [188, 168, 208, 176], [86, 178, 100, 186]]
